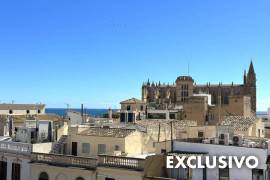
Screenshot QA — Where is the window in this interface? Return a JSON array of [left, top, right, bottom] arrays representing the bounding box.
[[219, 167, 229, 180], [258, 129, 261, 137], [140, 105, 144, 111], [39, 172, 49, 180], [82, 143, 90, 154], [98, 144, 106, 154], [105, 178, 115, 180], [9, 110, 13, 114], [12, 163, 20, 180], [120, 113, 126, 123], [126, 105, 131, 111], [114, 145, 120, 151], [161, 149, 166, 154], [72, 142, 78, 156], [169, 168, 191, 180], [76, 177, 85, 180], [252, 169, 263, 180], [38, 109, 41, 114], [128, 113, 134, 122], [169, 113, 176, 119], [198, 131, 204, 138], [26, 110, 30, 114], [0, 161, 7, 180]]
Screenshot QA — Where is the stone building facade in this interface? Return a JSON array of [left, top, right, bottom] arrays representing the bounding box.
[[141, 62, 256, 125]]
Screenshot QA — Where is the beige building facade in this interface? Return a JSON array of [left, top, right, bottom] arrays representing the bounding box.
[[0, 104, 45, 115], [65, 126, 155, 157]]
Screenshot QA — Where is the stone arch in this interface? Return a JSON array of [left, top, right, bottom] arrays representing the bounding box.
[[39, 171, 49, 180], [75, 177, 85, 180], [55, 173, 67, 180]]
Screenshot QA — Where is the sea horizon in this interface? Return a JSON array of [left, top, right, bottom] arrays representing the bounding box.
[[45, 108, 119, 117]]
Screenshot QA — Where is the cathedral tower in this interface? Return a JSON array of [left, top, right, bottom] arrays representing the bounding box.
[[245, 61, 256, 112], [175, 76, 194, 104]]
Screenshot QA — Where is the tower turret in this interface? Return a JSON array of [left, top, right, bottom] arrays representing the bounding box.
[[247, 61, 256, 87], [243, 70, 247, 85], [175, 76, 194, 104]]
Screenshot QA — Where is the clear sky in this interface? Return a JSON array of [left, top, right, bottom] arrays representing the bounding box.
[[0, 0, 269, 110]]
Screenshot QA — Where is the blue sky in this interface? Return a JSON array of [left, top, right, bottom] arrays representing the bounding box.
[[0, 0, 269, 110]]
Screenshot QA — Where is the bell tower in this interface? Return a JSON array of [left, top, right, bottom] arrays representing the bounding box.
[[175, 76, 194, 104]]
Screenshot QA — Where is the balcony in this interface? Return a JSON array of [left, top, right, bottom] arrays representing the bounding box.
[[98, 155, 145, 171], [31, 153, 145, 171], [0, 141, 32, 155], [31, 153, 97, 169]]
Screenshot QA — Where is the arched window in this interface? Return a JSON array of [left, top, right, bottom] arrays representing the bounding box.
[[76, 177, 85, 180], [39, 172, 49, 180]]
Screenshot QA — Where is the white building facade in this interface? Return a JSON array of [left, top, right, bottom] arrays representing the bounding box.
[[0, 140, 32, 180], [172, 141, 269, 180]]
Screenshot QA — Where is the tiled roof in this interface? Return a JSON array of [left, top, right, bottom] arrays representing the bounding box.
[[0, 104, 45, 110], [221, 116, 256, 131], [136, 119, 197, 129], [120, 98, 144, 104], [79, 127, 136, 138]]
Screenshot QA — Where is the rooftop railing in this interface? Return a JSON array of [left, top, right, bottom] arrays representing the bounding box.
[[98, 155, 145, 171], [0, 141, 32, 155], [31, 153, 145, 171], [31, 153, 97, 169]]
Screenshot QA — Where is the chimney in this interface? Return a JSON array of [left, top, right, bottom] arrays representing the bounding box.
[[108, 108, 113, 119], [81, 104, 84, 122]]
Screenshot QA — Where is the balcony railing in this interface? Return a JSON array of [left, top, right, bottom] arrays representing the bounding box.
[[98, 155, 145, 171], [0, 141, 32, 155], [31, 153, 97, 169], [31, 153, 145, 171]]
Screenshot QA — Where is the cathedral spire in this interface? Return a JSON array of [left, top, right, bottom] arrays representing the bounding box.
[[245, 60, 256, 112], [147, 79, 150, 86], [247, 61, 256, 86], [243, 70, 247, 85], [248, 60, 255, 75]]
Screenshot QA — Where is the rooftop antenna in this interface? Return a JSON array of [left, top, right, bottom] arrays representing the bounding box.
[[187, 61, 190, 76]]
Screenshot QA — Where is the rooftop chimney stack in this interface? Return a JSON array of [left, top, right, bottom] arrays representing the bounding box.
[[81, 104, 84, 122], [108, 108, 113, 119]]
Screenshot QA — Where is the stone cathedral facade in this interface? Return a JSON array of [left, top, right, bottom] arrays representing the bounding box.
[[141, 62, 256, 125]]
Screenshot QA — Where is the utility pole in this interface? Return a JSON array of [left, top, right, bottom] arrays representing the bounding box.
[[170, 121, 173, 152], [158, 123, 161, 142]]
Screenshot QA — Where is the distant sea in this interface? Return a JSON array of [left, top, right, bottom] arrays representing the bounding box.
[[45, 108, 118, 117], [46, 108, 267, 118]]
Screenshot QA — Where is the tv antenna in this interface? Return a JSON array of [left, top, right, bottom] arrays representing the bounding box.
[[187, 61, 190, 76]]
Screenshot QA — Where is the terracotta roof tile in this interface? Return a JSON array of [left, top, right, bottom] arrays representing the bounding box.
[[79, 127, 136, 138]]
